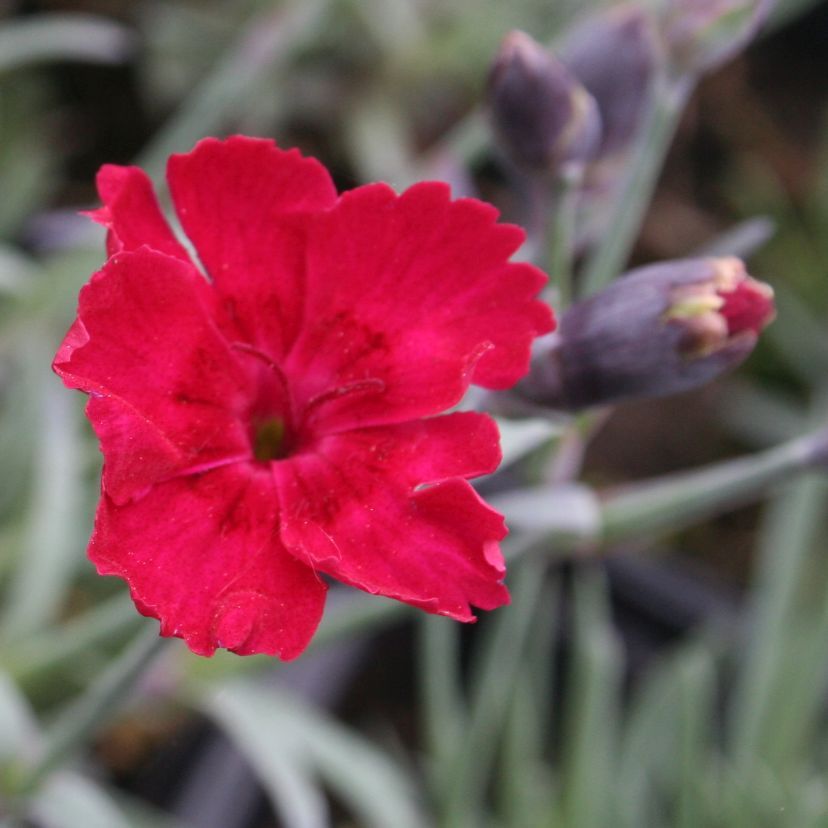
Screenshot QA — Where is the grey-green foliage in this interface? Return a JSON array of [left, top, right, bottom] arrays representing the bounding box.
[[202, 680, 430, 828], [1, 1, 828, 827]]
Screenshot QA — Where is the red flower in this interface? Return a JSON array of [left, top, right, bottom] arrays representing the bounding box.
[[54, 136, 554, 659]]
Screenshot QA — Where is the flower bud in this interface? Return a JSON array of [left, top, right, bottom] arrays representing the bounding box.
[[560, 4, 660, 157], [488, 30, 601, 174], [517, 257, 774, 410], [661, 0, 774, 75]]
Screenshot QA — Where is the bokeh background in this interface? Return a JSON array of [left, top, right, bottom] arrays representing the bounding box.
[[2, 1, 828, 826]]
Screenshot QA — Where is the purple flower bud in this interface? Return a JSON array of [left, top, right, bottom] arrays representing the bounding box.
[[488, 30, 602, 174], [661, 0, 775, 75], [560, 4, 660, 157], [517, 257, 775, 410]]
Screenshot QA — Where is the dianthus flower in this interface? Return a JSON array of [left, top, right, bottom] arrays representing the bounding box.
[[54, 137, 554, 659]]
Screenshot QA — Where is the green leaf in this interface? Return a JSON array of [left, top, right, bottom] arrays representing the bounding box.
[[344, 91, 420, 188], [29, 773, 132, 828], [692, 216, 775, 259], [443, 556, 549, 828], [674, 647, 716, 828], [0, 77, 55, 239], [1, 367, 84, 639], [559, 573, 622, 828], [137, 0, 332, 178], [489, 483, 600, 546], [495, 416, 565, 469], [729, 476, 828, 770], [0, 14, 133, 73], [496, 582, 559, 827], [417, 615, 466, 794], [765, 282, 828, 386], [203, 680, 429, 828], [21, 626, 167, 793], [717, 381, 805, 447], [0, 673, 38, 762], [4, 593, 139, 689], [0, 244, 34, 295], [600, 433, 819, 545]]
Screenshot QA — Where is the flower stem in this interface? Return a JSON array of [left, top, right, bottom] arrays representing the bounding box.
[[545, 163, 583, 311], [600, 428, 826, 544], [495, 427, 828, 550], [16, 625, 168, 797], [579, 73, 692, 298]]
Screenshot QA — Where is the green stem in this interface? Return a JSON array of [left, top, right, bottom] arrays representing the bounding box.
[[16, 625, 168, 796], [579, 74, 692, 298], [497, 427, 828, 551], [601, 429, 822, 544], [545, 164, 583, 311], [546, 409, 608, 485]]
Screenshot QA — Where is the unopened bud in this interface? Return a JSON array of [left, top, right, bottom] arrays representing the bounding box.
[[488, 30, 601, 174], [560, 4, 660, 157], [517, 257, 774, 410], [661, 0, 774, 75]]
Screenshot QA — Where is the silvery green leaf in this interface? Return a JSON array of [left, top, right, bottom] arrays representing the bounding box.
[[204, 681, 428, 828], [30, 773, 132, 828], [495, 416, 565, 468], [0, 673, 38, 761], [0, 14, 133, 73], [490, 483, 600, 544]]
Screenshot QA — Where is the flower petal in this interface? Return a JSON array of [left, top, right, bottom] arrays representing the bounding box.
[[53, 247, 255, 503], [90, 464, 327, 658], [284, 182, 554, 432], [167, 136, 338, 359], [274, 412, 509, 620], [87, 164, 192, 262]]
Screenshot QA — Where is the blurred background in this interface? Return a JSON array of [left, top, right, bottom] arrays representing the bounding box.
[[2, 0, 828, 826]]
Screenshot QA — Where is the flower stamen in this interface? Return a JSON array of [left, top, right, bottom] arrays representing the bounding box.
[[303, 378, 386, 421], [253, 416, 288, 462]]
